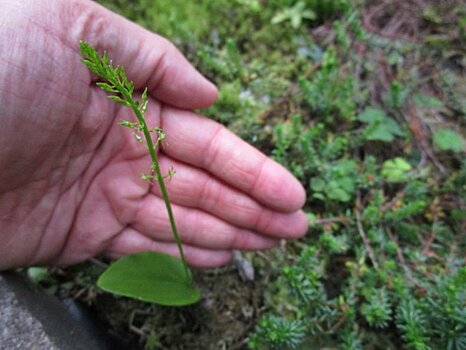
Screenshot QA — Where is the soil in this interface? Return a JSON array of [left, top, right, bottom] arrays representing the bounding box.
[[85, 264, 268, 350]]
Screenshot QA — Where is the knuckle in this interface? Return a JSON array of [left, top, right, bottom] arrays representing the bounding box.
[[256, 210, 273, 234], [159, 37, 176, 55], [69, 2, 114, 50], [232, 231, 250, 250], [202, 125, 226, 169], [200, 177, 222, 211]]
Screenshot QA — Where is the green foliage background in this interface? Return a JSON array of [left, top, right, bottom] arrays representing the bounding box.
[[40, 0, 466, 349]]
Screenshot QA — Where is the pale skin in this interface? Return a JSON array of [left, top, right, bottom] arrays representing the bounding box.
[[0, 0, 308, 270]]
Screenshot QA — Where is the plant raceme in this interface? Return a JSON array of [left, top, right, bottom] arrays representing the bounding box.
[[80, 41, 199, 306]]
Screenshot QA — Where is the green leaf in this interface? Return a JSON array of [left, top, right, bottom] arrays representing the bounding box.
[[413, 93, 443, 108], [97, 251, 200, 306], [433, 128, 464, 153], [306, 212, 317, 223], [358, 107, 402, 142], [365, 123, 397, 142], [338, 177, 355, 192], [118, 120, 138, 128], [382, 157, 412, 182], [357, 107, 386, 123], [140, 87, 149, 113], [96, 82, 118, 93], [313, 193, 325, 200], [326, 181, 351, 202], [310, 177, 326, 192], [27, 267, 50, 284], [271, 1, 315, 28], [272, 11, 290, 24], [302, 10, 316, 20], [107, 95, 130, 106]]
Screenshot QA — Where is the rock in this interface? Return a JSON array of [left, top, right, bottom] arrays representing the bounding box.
[[0, 272, 118, 350], [231, 251, 255, 282], [0, 276, 58, 350]]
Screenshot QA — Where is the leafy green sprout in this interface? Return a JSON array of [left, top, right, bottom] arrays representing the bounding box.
[[271, 1, 316, 29], [80, 41, 198, 306]]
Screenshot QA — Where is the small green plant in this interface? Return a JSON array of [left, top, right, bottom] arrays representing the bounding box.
[[381, 157, 413, 183], [248, 315, 306, 349], [433, 128, 465, 153], [47, 1, 465, 347], [310, 159, 357, 202], [80, 41, 199, 306], [357, 107, 403, 142], [271, 1, 316, 29], [360, 288, 392, 328], [299, 48, 359, 123]]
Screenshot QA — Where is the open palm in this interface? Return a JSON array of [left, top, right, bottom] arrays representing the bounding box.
[[0, 0, 307, 270]]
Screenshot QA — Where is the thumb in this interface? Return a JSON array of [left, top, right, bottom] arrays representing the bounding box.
[[66, 0, 217, 109]]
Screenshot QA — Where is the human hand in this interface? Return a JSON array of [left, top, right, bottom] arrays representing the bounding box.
[[0, 0, 308, 270]]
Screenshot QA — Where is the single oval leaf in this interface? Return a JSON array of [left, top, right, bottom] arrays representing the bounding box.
[[433, 128, 464, 153], [97, 251, 200, 306]]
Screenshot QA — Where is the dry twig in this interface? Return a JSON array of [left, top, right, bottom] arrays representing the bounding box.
[[309, 216, 350, 226], [355, 194, 380, 271], [386, 228, 416, 285]]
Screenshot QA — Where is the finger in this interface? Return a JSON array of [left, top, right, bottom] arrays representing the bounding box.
[[159, 107, 306, 212], [133, 194, 279, 250], [155, 156, 309, 238], [106, 228, 233, 268], [68, 0, 217, 108]]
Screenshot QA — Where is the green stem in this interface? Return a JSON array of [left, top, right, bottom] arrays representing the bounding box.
[[122, 91, 191, 282]]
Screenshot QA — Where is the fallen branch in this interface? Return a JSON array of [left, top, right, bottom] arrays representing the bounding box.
[[386, 228, 416, 285], [355, 194, 380, 271], [309, 216, 350, 226], [380, 191, 405, 213]]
